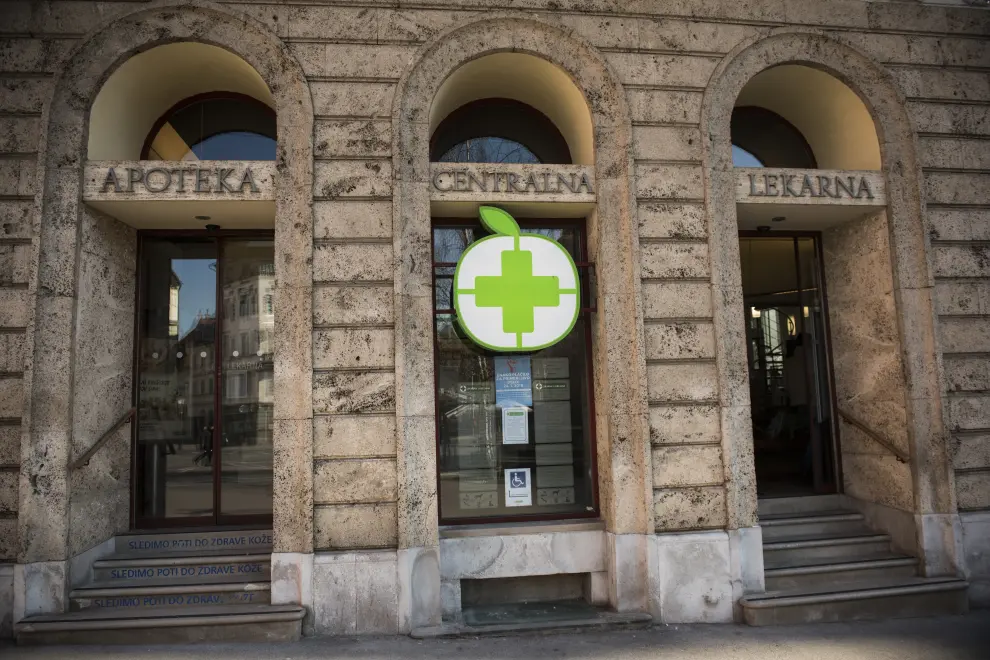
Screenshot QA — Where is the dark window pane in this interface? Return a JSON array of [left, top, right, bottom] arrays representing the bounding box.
[[144, 95, 276, 161], [439, 137, 541, 164], [431, 98, 571, 164], [731, 106, 816, 168], [433, 222, 596, 522]]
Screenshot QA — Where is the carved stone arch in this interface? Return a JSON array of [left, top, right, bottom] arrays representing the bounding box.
[[700, 29, 959, 574], [19, 0, 313, 614], [391, 13, 651, 629]]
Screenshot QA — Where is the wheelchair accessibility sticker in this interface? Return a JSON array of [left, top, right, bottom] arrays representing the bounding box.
[[505, 467, 532, 507]]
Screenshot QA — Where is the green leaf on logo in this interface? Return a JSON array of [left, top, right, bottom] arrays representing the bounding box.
[[479, 206, 520, 237]]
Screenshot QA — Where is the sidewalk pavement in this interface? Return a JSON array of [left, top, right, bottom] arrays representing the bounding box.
[[3, 611, 989, 659]]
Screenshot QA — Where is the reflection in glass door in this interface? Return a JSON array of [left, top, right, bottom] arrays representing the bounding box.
[[134, 235, 274, 527], [740, 234, 838, 497]]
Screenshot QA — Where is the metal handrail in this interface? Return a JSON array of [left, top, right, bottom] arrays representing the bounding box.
[[837, 408, 910, 464], [69, 407, 136, 471]]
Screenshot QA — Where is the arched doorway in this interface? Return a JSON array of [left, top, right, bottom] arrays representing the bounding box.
[[392, 21, 647, 631], [703, 32, 966, 624], [16, 2, 314, 636], [88, 43, 279, 528]]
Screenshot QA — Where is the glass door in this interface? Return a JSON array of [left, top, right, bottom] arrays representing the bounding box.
[[133, 235, 274, 528], [739, 233, 839, 496]]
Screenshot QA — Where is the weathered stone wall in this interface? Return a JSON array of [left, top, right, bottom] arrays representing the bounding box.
[[0, 0, 987, 619], [823, 211, 913, 513], [67, 208, 135, 558]]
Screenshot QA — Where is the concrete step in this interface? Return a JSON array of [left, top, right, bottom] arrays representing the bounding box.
[[15, 603, 303, 645], [70, 581, 271, 612], [762, 532, 892, 565], [759, 511, 868, 542], [757, 495, 843, 518], [93, 553, 270, 585], [740, 577, 968, 625], [115, 529, 272, 555], [764, 556, 919, 591]]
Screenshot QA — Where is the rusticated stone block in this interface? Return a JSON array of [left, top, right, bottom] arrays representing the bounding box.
[[949, 394, 990, 432], [933, 244, 990, 279], [0, 332, 25, 374], [652, 445, 723, 488], [909, 103, 990, 137], [956, 471, 990, 511], [635, 164, 704, 200], [654, 487, 727, 531], [952, 434, 990, 472], [638, 202, 706, 240], [313, 243, 393, 283], [314, 458, 397, 505], [929, 208, 990, 242], [313, 371, 395, 415], [647, 363, 717, 403], [0, 78, 50, 114], [0, 470, 16, 513], [633, 126, 703, 162], [645, 322, 715, 360], [940, 317, 990, 354], [604, 52, 717, 88], [945, 356, 990, 392], [314, 414, 396, 459], [314, 201, 392, 239], [640, 242, 710, 279], [641, 281, 712, 319], [626, 89, 702, 125], [0, 378, 23, 418], [311, 82, 395, 118], [314, 503, 397, 549], [0, 517, 15, 561], [313, 285, 394, 326], [313, 328, 394, 370], [894, 68, 990, 103], [325, 44, 415, 79], [649, 405, 720, 445], [314, 120, 391, 159], [315, 160, 392, 200]]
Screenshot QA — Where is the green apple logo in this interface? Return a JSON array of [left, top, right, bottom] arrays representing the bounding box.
[[453, 206, 580, 351]]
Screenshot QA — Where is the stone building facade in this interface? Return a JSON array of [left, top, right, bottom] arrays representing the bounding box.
[[0, 0, 988, 642]]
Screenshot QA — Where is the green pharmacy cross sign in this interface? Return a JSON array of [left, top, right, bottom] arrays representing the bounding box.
[[453, 206, 580, 351]]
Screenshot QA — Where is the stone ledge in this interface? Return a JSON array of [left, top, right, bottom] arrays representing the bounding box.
[[410, 611, 652, 639]]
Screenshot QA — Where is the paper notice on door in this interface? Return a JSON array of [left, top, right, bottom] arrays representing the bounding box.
[[501, 406, 529, 445], [505, 468, 532, 507]]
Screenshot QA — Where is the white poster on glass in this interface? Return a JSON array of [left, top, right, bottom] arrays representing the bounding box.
[[501, 406, 529, 445]]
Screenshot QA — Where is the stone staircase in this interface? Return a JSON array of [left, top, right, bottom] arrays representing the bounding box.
[[15, 529, 304, 645], [740, 495, 968, 625]]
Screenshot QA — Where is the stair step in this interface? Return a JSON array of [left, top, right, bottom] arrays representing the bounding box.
[[758, 495, 844, 518], [764, 556, 919, 590], [762, 533, 891, 565], [115, 529, 272, 555], [760, 512, 868, 541], [15, 603, 303, 645], [93, 553, 270, 585], [741, 577, 969, 625], [70, 581, 271, 612]]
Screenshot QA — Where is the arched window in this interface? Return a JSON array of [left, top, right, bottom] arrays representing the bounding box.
[[731, 106, 816, 168], [430, 98, 571, 164], [142, 93, 276, 161]]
